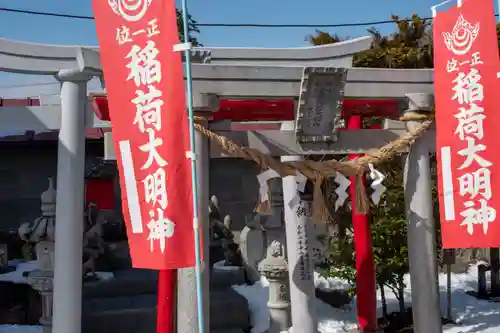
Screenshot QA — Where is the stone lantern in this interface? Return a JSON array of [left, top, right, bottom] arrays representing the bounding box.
[[258, 240, 291, 333], [256, 178, 291, 333], [20, 178, 56, 333]]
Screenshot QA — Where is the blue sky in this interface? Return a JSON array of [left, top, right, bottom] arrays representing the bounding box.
[[0, 0, 446, 47], [0, 0, 497, 92]]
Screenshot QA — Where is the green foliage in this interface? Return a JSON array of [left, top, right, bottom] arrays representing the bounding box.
[[176, 9, 201, 46], [309, 15, 500, 69], [306, 30, 343, 46], [318, 217, 357, 297], [371, 160, 408, 313], [320, 159, 410, 311], [353, 15, 434, 69]]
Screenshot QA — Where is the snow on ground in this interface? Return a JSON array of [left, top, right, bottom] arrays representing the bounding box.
[[0, 260, 114, 285], [0, 260, 115, 333], [1, 262, 499, 333], [232, 262, 500, 333], [0, 326, 41, 333], [0, 261, 38, 284]]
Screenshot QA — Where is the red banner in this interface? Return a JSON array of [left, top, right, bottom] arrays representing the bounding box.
[[92, 0, 197, 269], [434, 0, 500, 248]]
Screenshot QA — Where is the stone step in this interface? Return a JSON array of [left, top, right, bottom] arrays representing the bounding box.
[[82, 311, 248, 333], [83, 266, 246, 298], [211, 288, 250, 329], [82, 288, 250, 333], [211, 264, 246, 289]]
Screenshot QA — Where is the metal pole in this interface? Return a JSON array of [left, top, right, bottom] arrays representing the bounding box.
[[281, 155, 317, 333], [177, 124, 210, 333], [52, 71, 90, 333], [446, 261, 452, 321], [197, 125, 211, 333], [179, 2, 205, 333], [403, 93, 441, 333]]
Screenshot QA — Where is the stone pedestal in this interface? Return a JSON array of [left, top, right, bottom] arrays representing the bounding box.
[[27, 270, 53, 333]]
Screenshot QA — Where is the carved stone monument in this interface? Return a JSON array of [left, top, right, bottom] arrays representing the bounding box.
[[20, 178, 57, 333], [240, 177, 289, 283], [239, 213, 266, 283]]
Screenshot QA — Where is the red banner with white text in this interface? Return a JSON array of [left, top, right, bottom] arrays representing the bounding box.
[[92, 0, 198, 269], [434, 0, 500, 248]]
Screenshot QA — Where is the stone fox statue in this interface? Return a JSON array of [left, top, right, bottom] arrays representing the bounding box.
[[82, 202, 105, 276], [208, 195, 241, 266]]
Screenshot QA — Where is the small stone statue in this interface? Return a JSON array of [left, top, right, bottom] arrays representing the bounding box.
[[267, 240, 283, 258], [82, 203, 105, 278], [19, 178, 56, 261], [221, 216, 241, 266], [209, 196, 241, 267]]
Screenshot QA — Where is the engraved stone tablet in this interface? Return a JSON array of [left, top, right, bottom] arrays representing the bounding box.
[[295, 67, 347, 144]]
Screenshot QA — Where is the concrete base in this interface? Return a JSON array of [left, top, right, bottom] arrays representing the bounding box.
[[81, 289, 250, 333], [81, 268, 250, 333]]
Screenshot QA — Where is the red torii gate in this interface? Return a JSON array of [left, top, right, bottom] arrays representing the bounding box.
[[89, 94, 399, 332], [0, 95, 398, 332]]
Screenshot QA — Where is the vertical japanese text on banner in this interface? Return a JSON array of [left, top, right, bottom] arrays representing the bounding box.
[[117, 18, 175, 253], [444, 14, 495, 236]]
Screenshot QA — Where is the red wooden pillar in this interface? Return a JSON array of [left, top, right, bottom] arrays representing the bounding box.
[[348, 115, 378, 332], [157, 270, 177, 333]]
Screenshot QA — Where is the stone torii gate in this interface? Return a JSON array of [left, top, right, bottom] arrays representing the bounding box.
[[0, 36, 440, 333]]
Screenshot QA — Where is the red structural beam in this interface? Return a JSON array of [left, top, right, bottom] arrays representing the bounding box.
[[0, 98, 41, 107], [0, 96, 399, 121], [87, 94, 399, 122]]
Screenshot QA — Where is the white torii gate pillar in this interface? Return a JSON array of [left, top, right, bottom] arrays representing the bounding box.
[[403, 93, 441, 333], [0, 40, 102, 333], [52, 69, 92, 333], [282, 155, 317, 333]]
